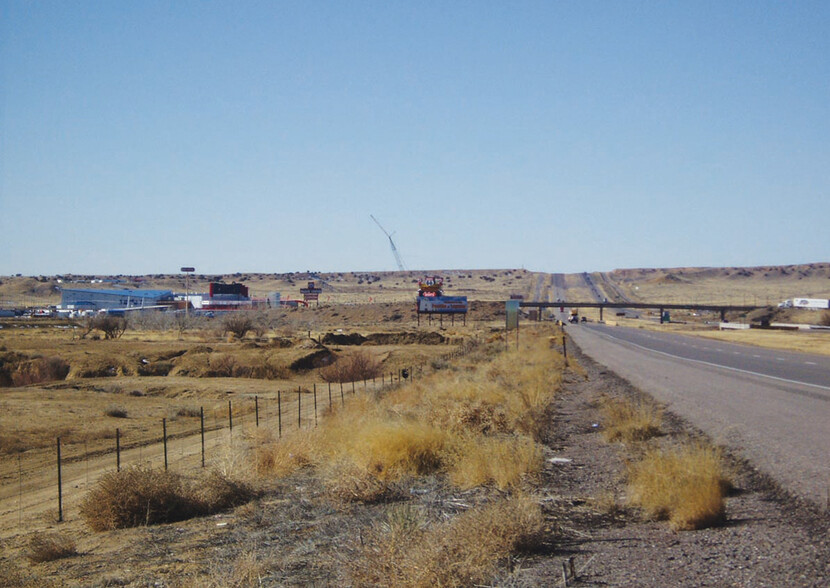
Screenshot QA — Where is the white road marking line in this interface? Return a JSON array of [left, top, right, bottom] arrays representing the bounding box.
[[806, 361, 818, 366]]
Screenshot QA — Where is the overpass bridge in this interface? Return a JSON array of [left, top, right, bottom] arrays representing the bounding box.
[[520, 301, 765, 323]]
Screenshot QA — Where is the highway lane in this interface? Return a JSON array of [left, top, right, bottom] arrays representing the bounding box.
[[566, 323, 830, 506], [581, 324, 830, 393]]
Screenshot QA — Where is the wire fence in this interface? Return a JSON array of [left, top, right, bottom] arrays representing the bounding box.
[[0, 363, 444, 532]]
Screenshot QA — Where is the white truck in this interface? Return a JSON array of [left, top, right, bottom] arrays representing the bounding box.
[[778, 298, 830, 310]]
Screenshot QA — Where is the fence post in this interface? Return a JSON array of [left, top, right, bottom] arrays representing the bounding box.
[[352, 381, 355, 394], [116, 428, 121, 472], [341, 381, 345, 406], [278, 391, 282, 438], [297, 387, 302, 429], [328, 382, 332, 409], [313, 384, 318, 427], [163, 418, 168, 471], [255, 395, 259, 428], [200, 407, 205, 468], [228, 400, 233, 433], [57, 437, 63, 522]]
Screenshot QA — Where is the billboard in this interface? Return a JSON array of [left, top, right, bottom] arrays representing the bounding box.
[[418, 296, 468, 314]]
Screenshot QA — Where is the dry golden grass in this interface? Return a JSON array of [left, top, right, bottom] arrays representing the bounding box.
[[446, 434, 543, 490], [253, 330, 562, 500], [627, 443, 729, 530], [600, 395, 663, 443], [349, 494, 544, 587]]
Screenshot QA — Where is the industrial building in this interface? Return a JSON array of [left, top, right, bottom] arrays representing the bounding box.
[[60, 288, 175, 312]]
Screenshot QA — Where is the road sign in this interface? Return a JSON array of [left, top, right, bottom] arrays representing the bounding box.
[[180, 267, 195, 272]]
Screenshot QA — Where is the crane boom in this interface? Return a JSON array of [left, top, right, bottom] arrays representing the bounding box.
[[370, 215, 406, 271]]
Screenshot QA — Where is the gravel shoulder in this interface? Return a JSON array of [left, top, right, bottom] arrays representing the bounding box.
[[513, 341, 830, 587]]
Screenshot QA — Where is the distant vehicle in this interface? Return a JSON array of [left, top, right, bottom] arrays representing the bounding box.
[[778, 298, 830, 310]]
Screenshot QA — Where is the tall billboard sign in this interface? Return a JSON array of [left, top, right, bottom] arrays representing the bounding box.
[[300, 281, 323, 304], [417, 296, 468, 314]]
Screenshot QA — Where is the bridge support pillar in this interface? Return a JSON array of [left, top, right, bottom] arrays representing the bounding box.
[[720, 308, 726, 321], [659, 307, 665, 324], [599, 306, 604, 321]]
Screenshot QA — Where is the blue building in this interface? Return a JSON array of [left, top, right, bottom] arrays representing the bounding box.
[[60, 288, 175, 311]]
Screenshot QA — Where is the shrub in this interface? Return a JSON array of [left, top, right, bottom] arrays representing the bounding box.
[[820, 310, 830, 327], [627, 443, 729, 530], [26, 532, 77, 563], [208, 354, 238, 377], [91, 315, 128, 339], [80, 466, 253, 531], [319, 350, 382, 383], [104, 405, 128, 419], [81, 467, 197, 530], [223, 313, 254, 339]]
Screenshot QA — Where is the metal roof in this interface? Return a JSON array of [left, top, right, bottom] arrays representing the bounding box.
[[61, 288, 174, 299]]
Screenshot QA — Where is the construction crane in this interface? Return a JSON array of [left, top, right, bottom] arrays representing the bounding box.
[[370, 214, 406, 271]]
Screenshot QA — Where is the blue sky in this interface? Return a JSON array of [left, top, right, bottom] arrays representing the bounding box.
[[1, 1, 827, 276]]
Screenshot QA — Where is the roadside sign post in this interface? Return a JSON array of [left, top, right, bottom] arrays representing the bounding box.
[[181, 267, 195, 317], [505, 300, 520, 350]]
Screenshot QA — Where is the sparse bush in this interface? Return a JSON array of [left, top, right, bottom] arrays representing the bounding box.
[[197, 470, 256, 512], [627, 443, 729, 530], [208, 354, 238, 377], [319, 350, 382, 383], [81, 467, 253, 531], [821, 310, 830, 327], [175, 406, 202, 418], [26, 532, 77, 563], [321, 458, 404, 504], [104, 405, 128, 418], [223, 313, 254, 339], [81, 467, 197, 530]]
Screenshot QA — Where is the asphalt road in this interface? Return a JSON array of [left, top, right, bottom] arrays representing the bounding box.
[[566, 323, 830, 507]]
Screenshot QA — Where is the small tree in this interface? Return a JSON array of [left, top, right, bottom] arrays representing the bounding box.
[[91, 315, 128, 340], [223, 313, 253, 339]]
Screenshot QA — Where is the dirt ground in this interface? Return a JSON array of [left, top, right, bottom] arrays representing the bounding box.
[[3, 337, 828, 586]]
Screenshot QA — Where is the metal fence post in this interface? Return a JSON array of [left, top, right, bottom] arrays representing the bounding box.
[[163, 418, 168, 471], [56, 437, 63, 522], [200, 407, 205, 468], [116, 428, 121, 472]]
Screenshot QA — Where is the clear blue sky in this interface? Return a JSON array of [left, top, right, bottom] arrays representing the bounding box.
[[1, 1, 827, 276]]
